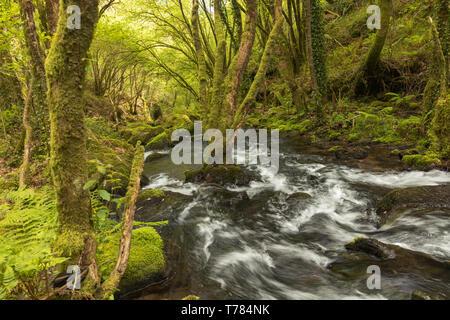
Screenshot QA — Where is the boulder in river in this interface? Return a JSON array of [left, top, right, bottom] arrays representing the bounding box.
[[328, 238, 450, 298], [376, 185, 450, 227], [185, 164, 256, 186], [136, 189, 192, 220]]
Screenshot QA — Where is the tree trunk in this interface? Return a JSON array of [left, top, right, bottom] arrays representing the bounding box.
[[225, 0, 258, 115], [45, 0, 100, 286], [19, 79, 33, 188], [428, 18, 449, 156], [436, 0, 448, 82], [364, 0, 392, 74], [192, 0, 208, 114], [207, 0, 227, 130], [45, 0, 60, 36], [304, 0, 317, 90], [232, 0, 284, 129], [19, 0, 49, 183], [353, 0, 393, 95]]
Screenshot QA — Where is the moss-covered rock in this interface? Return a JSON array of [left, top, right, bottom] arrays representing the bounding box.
[[145, 132, 171, 150], [185, 165, 254, 186], [402, 153, 441, 169], [182, 295, 200, 300], [96, 227, 165, 292], [137, 188, 165, 203], [376, 185, 450, 226], [120, 122, 164, 146]]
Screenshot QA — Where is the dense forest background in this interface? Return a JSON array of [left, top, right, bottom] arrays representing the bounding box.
[[0, 0, 448, 299]]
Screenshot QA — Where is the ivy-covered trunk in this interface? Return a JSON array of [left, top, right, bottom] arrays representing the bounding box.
[[305, 0, 327, 94], [45, 0, 100, 285]]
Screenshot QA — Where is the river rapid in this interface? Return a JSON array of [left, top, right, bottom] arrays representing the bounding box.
[[129, 137, 450, 300]]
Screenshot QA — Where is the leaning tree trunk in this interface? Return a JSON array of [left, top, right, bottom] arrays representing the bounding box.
[[192, 0, 208, 114], [232, 0, 284, 129], [225, 0, 258, 116], [45, 0, 100, 287], [354, 0, 393, 95]]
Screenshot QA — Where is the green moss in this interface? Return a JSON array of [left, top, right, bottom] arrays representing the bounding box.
[[120, 123, 164, 146], [402, 153, 441, 169], [96, 227, 165, 290], [345, 236, 365, 247], [137, 189, 165, 203], [182, 295, 200, 300], [328, 146, 344, 152], [145, 132, 170, 150]]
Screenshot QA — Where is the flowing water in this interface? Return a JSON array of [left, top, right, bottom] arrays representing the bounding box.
[[131, 137, 450, 300]]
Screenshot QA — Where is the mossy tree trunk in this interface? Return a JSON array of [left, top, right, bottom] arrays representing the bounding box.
[[18, 0, 49, 184], [191, 0, 208, 114], [232, 0, 284, 129], [305, 0, 317, 90], [436, 0, 448, 80], [225, 0, 258, 116], [354, 0, 393, 95], [365, 0, 392, 73], [19, 80, 33, 187], [46, 0, 100, 286], [207, 0, 227, 130], [428, 18, 449, 157], [305, 0, 327, 94]]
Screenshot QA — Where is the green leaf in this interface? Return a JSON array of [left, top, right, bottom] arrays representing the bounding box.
[[83, 179, 97, 190], [98, 190, 111, 201]]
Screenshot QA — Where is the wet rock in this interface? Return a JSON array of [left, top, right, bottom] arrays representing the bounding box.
[[145, 152, 168, 164], [328, 146, 369, 161], [287, 192, 312, 201], [376, 185, 450, 226], [195, 184, 250, 207], [345, 238, 396, 260], [411, 290, 439, 300], [185, 164, 257, 186], [140, 174, 150, 188], [136, 189, 192, 220], [328, 238, 450, 297]]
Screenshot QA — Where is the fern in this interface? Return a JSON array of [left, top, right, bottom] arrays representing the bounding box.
[[0, 187, 67, 299]]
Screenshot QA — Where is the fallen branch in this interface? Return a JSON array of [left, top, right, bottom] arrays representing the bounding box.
[[97, 141, 145, 299]]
